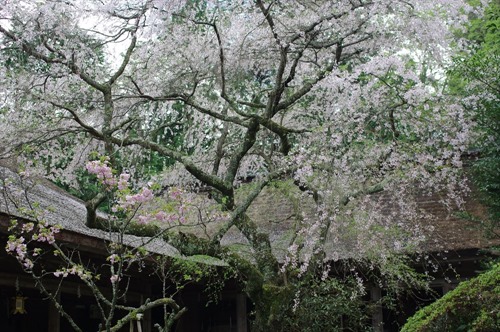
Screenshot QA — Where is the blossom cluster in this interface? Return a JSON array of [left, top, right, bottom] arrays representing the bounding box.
[[85, 157, 117, 189], [53, 265, 92, 280], [85, 158, 194, 226], [109, 274, 120, 284], [6, 236, 31, 269], [116, 188, 154, 210], [5, 220, 61, 271]]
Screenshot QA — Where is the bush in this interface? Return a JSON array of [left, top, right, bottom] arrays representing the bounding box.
[[401, 263, 500, 332]]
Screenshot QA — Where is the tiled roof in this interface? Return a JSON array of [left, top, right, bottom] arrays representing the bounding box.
[[0, 163, 180, 258]]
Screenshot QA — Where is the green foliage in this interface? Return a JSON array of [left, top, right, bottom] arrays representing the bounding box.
[[250, 277, 371, 332], [472, 153, 500, 227], [401, 263, 500, 332], [448, 0, 500, 235]]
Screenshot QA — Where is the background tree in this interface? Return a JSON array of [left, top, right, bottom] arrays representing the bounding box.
[[402, 2, 499, 330], [0, 0, 482, 330], [448, 0, 499, 236]]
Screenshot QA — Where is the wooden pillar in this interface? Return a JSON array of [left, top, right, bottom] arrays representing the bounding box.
[[370, 286, 383, 332], [48, 294, 60, 332], [140, 288, 152, 332], [236, 294, 247, 332]]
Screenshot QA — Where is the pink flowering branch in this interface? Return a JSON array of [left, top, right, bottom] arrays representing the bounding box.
[[1, 163, 196, 332]]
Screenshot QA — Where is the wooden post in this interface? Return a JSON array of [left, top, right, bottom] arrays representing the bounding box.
[[140, 288, 152, 332], [371, 286, 383, 332], [236, 294, 247, 332], [48, 293, 60, 332]]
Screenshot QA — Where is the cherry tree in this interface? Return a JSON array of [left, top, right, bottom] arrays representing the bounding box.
[[2, 158, 225, 331], [0, 0, 481, 330]]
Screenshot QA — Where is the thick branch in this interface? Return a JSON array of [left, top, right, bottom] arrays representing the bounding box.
[[122, 84, 250, 128], [85, 192, 107, 228], [340, 180, 387, 206], [212, 108, 230, 176], [106, 135, 233, 197], [108, 32, 137, 85], [277, 60, 336, 111], [211, 168, 288, 245], [47, 101, 103, 137], [224, 119, 259, 189], [0, 25, 107, 92]]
